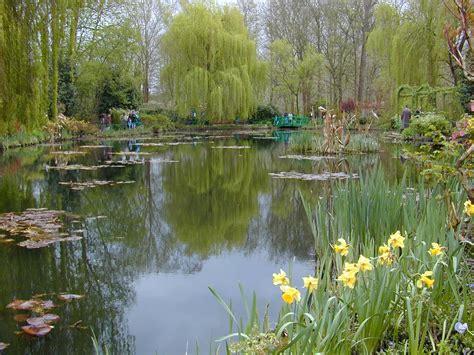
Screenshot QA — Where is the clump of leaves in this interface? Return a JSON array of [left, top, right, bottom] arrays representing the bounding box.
[[7, 293, 84, 338], [409, 113, 452, 138], [0, 208, 82, 249]]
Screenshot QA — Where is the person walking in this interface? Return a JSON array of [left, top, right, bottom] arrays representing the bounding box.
[[401, 105, 412, 130]]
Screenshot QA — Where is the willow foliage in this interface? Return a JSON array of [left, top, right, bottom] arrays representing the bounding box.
[[161, 4, 265, 122], [368, 1, 448, 110]]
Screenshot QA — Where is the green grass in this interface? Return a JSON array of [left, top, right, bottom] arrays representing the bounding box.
[[0, 130, 48, 150], [289, 133, 380, 154]]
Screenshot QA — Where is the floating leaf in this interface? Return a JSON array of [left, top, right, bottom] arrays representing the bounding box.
[[268, 171, 359, 181], [211, 145, 251, 149], [42, 314, 60, 323], [0, 342, 9, 351], [278, 155, 336, 161], [27, 314, 60, 326], [42, 300, 55, 309], [21, 324, 53, 337], [58, 294, 84, 301]]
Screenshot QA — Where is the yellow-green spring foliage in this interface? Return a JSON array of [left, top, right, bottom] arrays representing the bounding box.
[[161, 4, 266, 122]]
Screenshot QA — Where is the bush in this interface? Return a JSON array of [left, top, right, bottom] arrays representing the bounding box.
[[249, 104, 280, 124], [140, 113, 175, 132], [401, 126, 415, 139], [390, 114, 401, 130], [409, 113, 452, 137], [110, 108, 127, 125]]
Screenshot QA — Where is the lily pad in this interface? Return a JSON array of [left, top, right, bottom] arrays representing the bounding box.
[[211, 145, 251, 149], [59, 180, 135, 190], [58, 294, 84, 301], [269, 171, 359, 181], [278, 155, 336, 161], [7, 300, 40, 311], [50, 151, 86, 156], [0, 209, 81, 249], [27, 314, 60, 326], [22, 324, 53, 337]]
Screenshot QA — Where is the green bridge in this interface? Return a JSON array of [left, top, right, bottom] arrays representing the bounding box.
[[273, 115, 311, 128]]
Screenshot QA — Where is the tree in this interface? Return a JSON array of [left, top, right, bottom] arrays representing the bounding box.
[[161, 3, 265, 122], [128, 0, 175, 103], [269, 39, 322, 113]]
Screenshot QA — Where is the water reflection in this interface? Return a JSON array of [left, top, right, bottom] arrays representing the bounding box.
[[0, 135, 412, 354]]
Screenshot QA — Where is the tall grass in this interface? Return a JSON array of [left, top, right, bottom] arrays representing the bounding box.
[[289, 133, 379, 154], [211, 169, 471, 354]]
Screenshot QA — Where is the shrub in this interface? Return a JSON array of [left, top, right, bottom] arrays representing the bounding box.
[[249, 104, 280, 124], [110, 108, 127, 125], [402, 126, 415, 139], [140, 113, 175, 132], [391, 114, 401, 130], [409, 113, 452, 137]]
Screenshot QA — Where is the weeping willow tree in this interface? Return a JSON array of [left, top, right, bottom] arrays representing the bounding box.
[[161, 3, 266, 122], [0, 0, 43, 133], [367, 0, 449, 111]]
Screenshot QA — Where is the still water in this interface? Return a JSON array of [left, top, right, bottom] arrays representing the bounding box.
[[0, 132, 407, 354]]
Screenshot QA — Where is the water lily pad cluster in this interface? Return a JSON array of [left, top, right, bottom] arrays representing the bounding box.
[[45, 159, 145, 171], [59, 180, 135, 191], [211, 145, 251, 149], [0, 208, 82, 249], [278, 155, 336, 161], [6, 294, 84, 338], [49, 151, 86, 156], [268, 171, 359, 181]]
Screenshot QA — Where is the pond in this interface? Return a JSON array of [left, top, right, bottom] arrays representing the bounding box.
[[0, 131, 411, 354]]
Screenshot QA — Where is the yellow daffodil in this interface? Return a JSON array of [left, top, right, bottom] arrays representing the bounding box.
[[388, 231, 405, 249], [280, 286, 301, 304], [272, 269, 289, 286], [332, 238, 349, 256], [302, 276, 319, 291], [337, 271, 357, 289], [378, 252, 395, 266], [416, 271, 435, 288], [378, 244, 390, 254], [428, 243, 445, 257], [357, 255, 373, 272], [464, 200, 474, 217], [343, 262, 360, 274]]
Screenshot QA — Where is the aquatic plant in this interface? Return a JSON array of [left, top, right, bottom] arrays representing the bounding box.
[[289, 133, 379, 154], [211, 170, 471, 353]]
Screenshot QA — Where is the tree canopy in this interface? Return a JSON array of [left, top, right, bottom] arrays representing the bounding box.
[[161, 3, 266, 122]]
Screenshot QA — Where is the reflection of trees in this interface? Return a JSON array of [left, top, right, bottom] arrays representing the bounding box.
[[162, 143, 270, 257], [0, 139, 416, 354]]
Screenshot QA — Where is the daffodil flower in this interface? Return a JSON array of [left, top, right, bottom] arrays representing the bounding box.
[[378, 252, 395, 266], [378, 244, 390, 254], [388, 231, 405, 249], [464, 200, 474, 217], [302, 276, 319, 291], [280, 286, 301, 304], [272, 269, 289, 286], [416, 271, 434, 288], [343, 262, 360, 274], [337, 271, 357, 289], [357, 255, 373, 272], [332, 238, 349, 256], [428, 242, 445, 257]]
